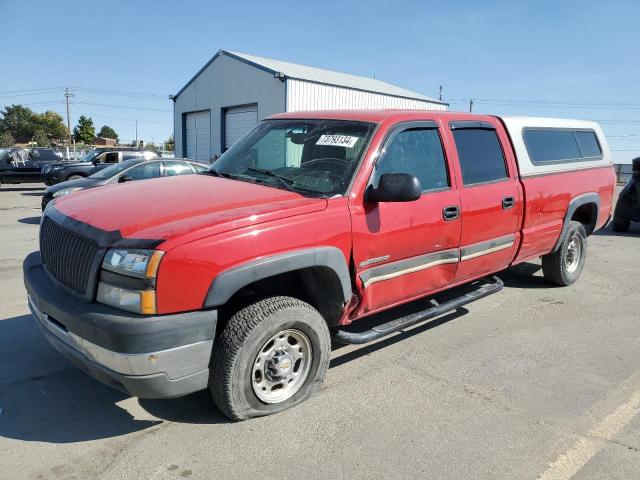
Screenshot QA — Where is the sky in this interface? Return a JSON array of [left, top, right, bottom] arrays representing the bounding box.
[[0, 0, 639, 162]]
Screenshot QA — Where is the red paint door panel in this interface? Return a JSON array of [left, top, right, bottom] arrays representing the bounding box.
[[446, 120, 523, 282], [350, 123, 462, 315]]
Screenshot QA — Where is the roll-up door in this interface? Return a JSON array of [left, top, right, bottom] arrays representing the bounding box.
[[224, 105, 258, 151], [184, 110, 211, 161]]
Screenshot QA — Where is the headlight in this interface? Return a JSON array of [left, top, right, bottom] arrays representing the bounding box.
[[102, 249, 163, 278], [53, 187, 83, 198], [97, 249, 164, 314]]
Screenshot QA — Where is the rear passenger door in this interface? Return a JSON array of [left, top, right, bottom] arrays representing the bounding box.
[[448, 120, 522, 282]]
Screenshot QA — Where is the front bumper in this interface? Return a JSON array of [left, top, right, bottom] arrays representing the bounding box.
[[24, 252, 216, 398]]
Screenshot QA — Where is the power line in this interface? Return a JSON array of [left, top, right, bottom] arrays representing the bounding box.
[[73, 101, 171, 112], [69, 86, 167, 99]]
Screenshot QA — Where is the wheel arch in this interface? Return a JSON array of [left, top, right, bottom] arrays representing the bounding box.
[[552, 192, 600, 252], [204, 247, 352, 326]]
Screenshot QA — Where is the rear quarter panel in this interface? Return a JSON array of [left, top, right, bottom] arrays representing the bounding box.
[[514, 166, 615, 262]]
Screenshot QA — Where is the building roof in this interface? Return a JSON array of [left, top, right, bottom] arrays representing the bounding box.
[[174, 50, 447, 105]]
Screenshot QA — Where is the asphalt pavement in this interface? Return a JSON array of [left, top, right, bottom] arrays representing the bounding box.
[[1, 184, 639, 480]]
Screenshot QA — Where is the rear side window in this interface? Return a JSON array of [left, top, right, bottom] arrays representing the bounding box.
[[574, 131, 602, 158], [452, 128, 508, 185], [523, 129, 602, 164], [374, 127, 449, 192]]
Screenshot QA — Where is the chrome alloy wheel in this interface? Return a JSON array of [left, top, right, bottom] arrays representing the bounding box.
[[565, 233, 582, 273], [252, 329, 313, 404]]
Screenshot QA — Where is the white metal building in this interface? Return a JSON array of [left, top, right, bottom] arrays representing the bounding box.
[[172, 50, 448, 161]]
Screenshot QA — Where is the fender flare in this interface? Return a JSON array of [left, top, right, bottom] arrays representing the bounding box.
[[203, 246, 352, 308], [552, 192, 600, 252]]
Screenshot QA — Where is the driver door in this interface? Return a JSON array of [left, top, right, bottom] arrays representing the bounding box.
[[350, 122, 461, 315]]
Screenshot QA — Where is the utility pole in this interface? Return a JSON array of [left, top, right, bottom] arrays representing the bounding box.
[[469, 98, 474, 113], [439, 85, 443, 102], [64, 87, 74, 147], [135, 120, 138, 147]]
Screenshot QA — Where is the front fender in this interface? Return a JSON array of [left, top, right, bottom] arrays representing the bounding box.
[[203, 247, 352, 308]]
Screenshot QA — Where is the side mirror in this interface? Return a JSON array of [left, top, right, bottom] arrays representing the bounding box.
[[118, 175, 133, 183], [633, 157, 640, 174], [365, 173, 421, 203]]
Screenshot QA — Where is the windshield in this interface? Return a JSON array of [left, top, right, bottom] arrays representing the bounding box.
[[211, 119, 375, 196], [89, 160, 139, 179], [81, 149, 101, 162]]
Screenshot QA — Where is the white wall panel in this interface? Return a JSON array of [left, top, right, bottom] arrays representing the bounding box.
[[286, 80, 447, 112]]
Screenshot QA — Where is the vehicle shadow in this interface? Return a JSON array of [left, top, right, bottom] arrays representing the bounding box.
[[593, 223, 640, 237], [21, 192, 45, 197], [18, 216, 41, 225], [0, 314, 230, 444], [0, 187, 45, 192], [499, 262, 552, 289]]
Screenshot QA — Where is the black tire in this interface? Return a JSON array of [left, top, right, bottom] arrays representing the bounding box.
[[612, 200, 631, 232], [210, 296, 331, 421], [66, 174, 85, 181], [542, 221, 587, 286]]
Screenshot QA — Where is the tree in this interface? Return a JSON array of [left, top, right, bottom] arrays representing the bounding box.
[[143, 141, 159, 153], [34, 111, 67, 141], [0, 131, 14, 147], [0, 105, 36, 143], [0, 105, 67, 143], [165, 134, 174, 151], [73, 115, 95, 144], [97, 125, 119, 141], [32, 130, 50, 147]]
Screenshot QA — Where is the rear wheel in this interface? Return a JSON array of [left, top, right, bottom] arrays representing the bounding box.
[[209, 296, 331, 421], [542, 221, 587, 286]]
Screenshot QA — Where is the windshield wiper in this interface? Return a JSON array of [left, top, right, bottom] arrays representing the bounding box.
[[246, 167, 296, 192], [204, 168, 234, 179]]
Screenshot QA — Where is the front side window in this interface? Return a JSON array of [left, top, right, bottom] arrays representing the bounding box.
[[373, 128, 449, 192], [90, 160, 139, 179], [212, 119, 375, 196], [452, 128, 508, 185], [124, 162, 160, 180], [162, 161, 193, 176]]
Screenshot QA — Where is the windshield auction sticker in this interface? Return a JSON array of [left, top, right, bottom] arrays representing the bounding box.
[[316, 135, 359, 148]]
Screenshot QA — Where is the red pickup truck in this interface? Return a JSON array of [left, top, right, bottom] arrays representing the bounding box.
[[24, 110, 615, 420]]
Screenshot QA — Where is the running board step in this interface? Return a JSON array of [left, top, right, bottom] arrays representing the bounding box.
[[334, 276, 504, 345]]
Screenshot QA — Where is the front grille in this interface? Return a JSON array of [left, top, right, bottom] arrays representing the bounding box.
[[40, 217, 100, 296]]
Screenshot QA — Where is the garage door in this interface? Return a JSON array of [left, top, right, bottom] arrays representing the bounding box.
[[184, 110, 211, 161], [224, 105, 258, 151]]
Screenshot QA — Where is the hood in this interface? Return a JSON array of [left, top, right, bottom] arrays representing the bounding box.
[[51, 175, 328, 248], [45, 176, 105, 195]]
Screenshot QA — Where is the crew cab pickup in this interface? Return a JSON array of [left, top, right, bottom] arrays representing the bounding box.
[[24, 111, 615, 420]]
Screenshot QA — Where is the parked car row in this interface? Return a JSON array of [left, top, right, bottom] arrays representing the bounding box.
[[0, 147, 166, 187], [41, 158, 208, 210]]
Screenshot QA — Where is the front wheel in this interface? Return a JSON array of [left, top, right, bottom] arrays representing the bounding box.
[[209, 296, 331, 421], [542, 221, 587, 286], [67, 174, 84, 181]]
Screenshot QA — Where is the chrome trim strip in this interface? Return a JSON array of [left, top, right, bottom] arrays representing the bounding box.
[[28, 295, 212, 379], [460, 234, 515, 262], [360, 249, 459, 288]]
